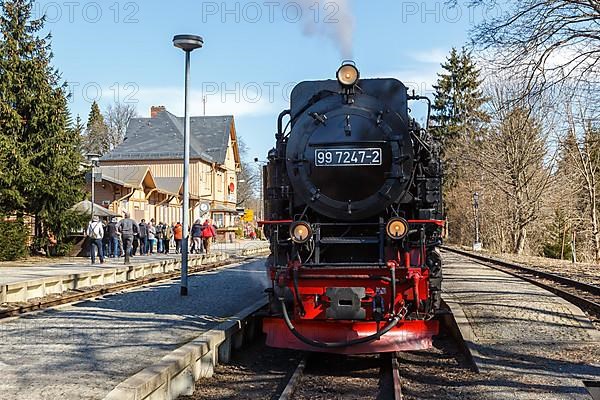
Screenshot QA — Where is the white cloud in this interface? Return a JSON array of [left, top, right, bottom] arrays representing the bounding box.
[[67, 84, 281, 120], [134, 86, 279, 118], [411, 48, 449, 65]]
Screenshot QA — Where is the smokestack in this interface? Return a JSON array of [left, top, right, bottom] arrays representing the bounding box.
[[151, 106, 166, 118]]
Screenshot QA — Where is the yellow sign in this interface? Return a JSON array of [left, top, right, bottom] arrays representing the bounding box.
[[242, 209, 254, 222]]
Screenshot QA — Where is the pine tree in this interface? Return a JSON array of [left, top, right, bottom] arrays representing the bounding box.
[[432, 48, 490, 246], [542, 210, 572, 260], [0, 0, 32, 213], [73, 114, 85, 136], [0, 0, 84, 244], [431, 48, 489, 143], [82, 101, 110, 155]]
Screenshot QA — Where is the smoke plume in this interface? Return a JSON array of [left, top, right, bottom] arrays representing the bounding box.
[[293, 0, 355, 60]]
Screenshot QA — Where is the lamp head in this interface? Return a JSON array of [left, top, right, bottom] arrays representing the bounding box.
[[173, 34, 204, 52], [86, 153, 101, 164]]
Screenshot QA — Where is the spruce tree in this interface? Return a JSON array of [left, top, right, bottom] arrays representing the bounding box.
[[82, 101, 110, 155], [0, 0, 30, 213], [431, 48, 490, 246], [0, 0, 84, 245], [73, 114, 85, 136], [431, 48, 489, 143]]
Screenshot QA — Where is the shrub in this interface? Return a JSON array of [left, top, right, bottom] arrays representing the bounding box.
[[53, 242, 74, 257], [235, 227, 244, 238], [0, 218, 29, 261]]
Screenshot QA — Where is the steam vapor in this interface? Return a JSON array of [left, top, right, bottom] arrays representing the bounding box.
[[292, 0, 355, 60]]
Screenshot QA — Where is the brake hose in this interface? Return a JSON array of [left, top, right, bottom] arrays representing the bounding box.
[[280, 298, 401, 349]]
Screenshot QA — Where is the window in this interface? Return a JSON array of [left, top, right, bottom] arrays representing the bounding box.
[[214, 213, 224, 228], [204, 172, 211, 191], [217, 173, 223, 192]]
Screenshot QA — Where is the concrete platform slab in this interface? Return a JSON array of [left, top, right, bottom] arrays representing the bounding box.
[[0, 259, 269, 400], [443, 251, 600, 399], [0, 241, 269, 304]]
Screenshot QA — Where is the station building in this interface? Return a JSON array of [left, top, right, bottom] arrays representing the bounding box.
[[96, 107, 241, 239]]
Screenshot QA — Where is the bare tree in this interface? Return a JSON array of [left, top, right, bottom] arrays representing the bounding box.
[[236, 136, 259, 207], [104, 102, 138, 150], [562, 104, 600, 262], [475, 81, 555, 254], [454, 0, 600, 96]]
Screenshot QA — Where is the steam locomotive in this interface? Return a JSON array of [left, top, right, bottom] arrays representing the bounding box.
[[261, 62, 443, 354]]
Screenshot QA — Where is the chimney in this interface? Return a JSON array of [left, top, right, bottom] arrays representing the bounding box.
[[151, 106, 166, 118]]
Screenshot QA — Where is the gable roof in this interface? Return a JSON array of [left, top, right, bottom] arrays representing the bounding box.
[[99, 166, 155, 189], [154, 177, 183, 197], [102, 111, 236, 165]]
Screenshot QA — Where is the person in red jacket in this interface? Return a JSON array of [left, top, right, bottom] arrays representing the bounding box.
[[173, 222, 183, 254], [202, 219, 216, 254]]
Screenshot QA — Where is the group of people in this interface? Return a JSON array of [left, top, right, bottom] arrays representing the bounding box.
[[85, 213, 217, 265]]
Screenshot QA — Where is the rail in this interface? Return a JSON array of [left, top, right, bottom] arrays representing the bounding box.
[[392, 353, 404, 400], [0, 247, 270, 320], [277, 356, 307, 400], [442, 246, 600, 319]]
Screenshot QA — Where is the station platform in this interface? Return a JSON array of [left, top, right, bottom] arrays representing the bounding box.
[[442, 251, 600, 399], [0, 257, 269, 400], [0, 241, 269, 304]]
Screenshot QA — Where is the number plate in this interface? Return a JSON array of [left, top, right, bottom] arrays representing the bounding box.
[[315, 148, 382, 167]]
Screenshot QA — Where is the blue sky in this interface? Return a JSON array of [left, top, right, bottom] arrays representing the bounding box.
[[35, 0, 481, 159]]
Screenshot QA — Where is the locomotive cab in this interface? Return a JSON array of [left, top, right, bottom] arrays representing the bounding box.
[[262, 62, 444, 354]]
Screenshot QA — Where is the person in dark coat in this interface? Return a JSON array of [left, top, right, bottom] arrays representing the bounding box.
[[163, 223, 172, 254], [156, 222, 164, 254], [138, 219, 148, 255], [191, 220, 204, 254], [117, 212, 138, 264], [107, 217, 120, 257], [102, 219, 111, 257]]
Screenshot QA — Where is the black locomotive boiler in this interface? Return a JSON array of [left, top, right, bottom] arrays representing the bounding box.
[[261, 62, 444, 354]]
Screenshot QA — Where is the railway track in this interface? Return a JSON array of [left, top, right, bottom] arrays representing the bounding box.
[[391, 353, 404, 400], [0, 254, 266, 320], [278, 352, 403, 400], [182, 308, 478, 400], [443, 246, 600, 320]]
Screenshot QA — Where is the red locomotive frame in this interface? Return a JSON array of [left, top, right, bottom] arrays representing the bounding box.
[[262, 219, 443, 354]]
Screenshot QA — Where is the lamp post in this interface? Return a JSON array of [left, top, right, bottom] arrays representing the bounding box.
[[86, 153, 101, 222], [173, 34, 204, 296], [473, 192, 482, 251]]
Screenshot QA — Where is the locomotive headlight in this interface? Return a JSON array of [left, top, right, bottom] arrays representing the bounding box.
[[290, 221, 312, 244], [337, 62, 360, 87], [386, 218, 409, 240]]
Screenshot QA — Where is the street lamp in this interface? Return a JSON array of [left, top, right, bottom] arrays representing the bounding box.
[[86, 153, 101, 222], [173, 34, 204, 296], [473, 192, 482, 251]]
